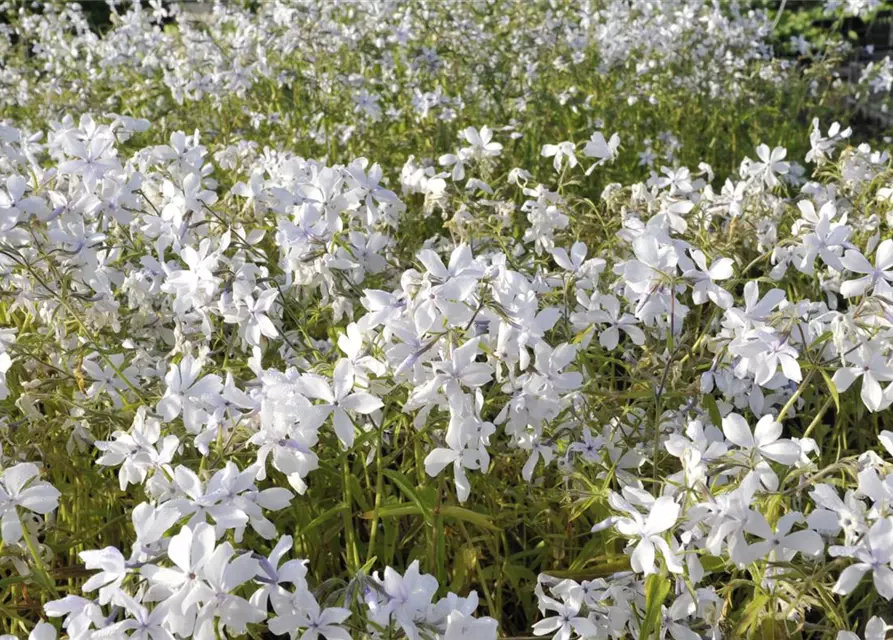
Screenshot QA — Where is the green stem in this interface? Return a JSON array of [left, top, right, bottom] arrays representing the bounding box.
[[19, 511, 59, 599], [802, 395, 835, 440], [432, 474, 446, 585], [778, 369, 815, 422], [341, 453, 361, 572], [366, 412, 387, 566]]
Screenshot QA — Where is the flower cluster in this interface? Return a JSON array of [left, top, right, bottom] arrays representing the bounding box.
[[0, 1, 893, 639]]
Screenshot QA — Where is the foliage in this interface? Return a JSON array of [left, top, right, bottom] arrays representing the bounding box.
[[0, 2, 892, 640]]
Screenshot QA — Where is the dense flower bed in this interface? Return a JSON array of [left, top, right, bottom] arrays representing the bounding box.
[[2, 1, 893, 639]]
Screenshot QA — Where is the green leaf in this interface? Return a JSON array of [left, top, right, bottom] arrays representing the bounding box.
[[302, 504, 349, 536], [734, 593, 770, 637], [440, 506, 500, 531], [383, 469, 434, 524], [348, 474, 372, 511], [502, 562, 537, 587], [639, 573, 671, 640], [699, 554, 726, 573], [359, 556, 378, 574], [569, 537, 608, 571], [819, 368, 840, 411], [702, 392, 723, 428], [364, 503, 499, 531], [572, 324, 594, 345], [363, 503, 424, 519], [449, 544, 478, 593]]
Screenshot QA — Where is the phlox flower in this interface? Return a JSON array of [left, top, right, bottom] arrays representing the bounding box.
[[269, 589, 350, 640], [612, 494, 682, 576], [460, 126, 503, 160], [532, 594, 598, 640], [722, 413, 800, 490], [0, 463, 60, 544], [837, 616, 890, 640], [749, 144, 790, 188], [832, 344, 893, 413], [541, 142, 578, 173], [738, 512, 824, 565], [831, 517, 893, 599], [157, 354, 223, 434], [839, 239, 893, 298], [583, 130, 620, 171], [301, 359, 383, 448]]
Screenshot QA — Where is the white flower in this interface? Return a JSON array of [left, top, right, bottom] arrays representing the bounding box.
[[749, 144, 790, 188], [613, 495, 682, 576], [371, 560, 439, 639], [722, 413, 801, 490], [541, 142, 578, 173], [230, 289, 280, 347], [532, 594, 598, 640], [0, 463, 60, 544], [79, 546, 127, 605], [269, 589, 350, 640], [738, 512, 824, 564], [831, 518, 893, 599], [157, 354, 223, 433], [837, 616, 890, 640], [583, 131, 620, 170], [301, 359, 383, 447], [460, 126, 503, 159], [686, 250, 734, 309], [832, 345, 893, 412], [585, 294, 645, 350], [840, 239, 893, 298], [443, 609, 499, 640], [141, 523, 217, 614]]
